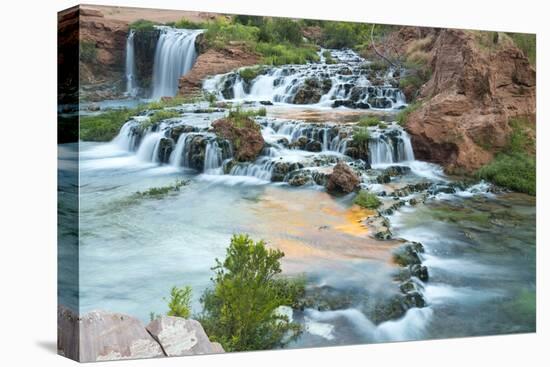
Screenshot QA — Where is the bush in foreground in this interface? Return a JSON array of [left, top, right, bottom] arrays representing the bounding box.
[[166, 286, 192, 318], [199, 234, 303, 352]]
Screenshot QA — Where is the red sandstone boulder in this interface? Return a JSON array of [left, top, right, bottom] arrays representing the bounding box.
[[212, 117, 265, 162], [326, 161, 360, 193]]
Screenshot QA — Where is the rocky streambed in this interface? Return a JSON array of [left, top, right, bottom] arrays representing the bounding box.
[[59, 44, 535, 350], [58, 96, 535, 348]]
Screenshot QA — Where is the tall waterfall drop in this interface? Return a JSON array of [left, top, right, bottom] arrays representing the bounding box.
[[125, 29, 138, 96], [151, 27, 203, 99]]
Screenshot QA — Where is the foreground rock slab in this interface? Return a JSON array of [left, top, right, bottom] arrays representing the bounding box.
[[57, 306, 224, 362], [146, 316, 224, 356]]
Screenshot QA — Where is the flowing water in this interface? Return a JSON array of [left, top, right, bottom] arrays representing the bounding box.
[[203, 49, 406, 110], [125, 29, 138, 96], [151, 27, 203, 99], [62, 43, 535, 348]]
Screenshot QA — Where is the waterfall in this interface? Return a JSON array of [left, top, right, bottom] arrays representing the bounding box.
[[203, 49, 405, 109], [170, 133, 195, 168], [125, 29, 138, 96], [229, 157, 275, 181], [204, 141, 223, 173], [112, 121, 136, 151], [136, 132, 163, 162], [369, 128, 415, 165], [151, 27, 203, 99]]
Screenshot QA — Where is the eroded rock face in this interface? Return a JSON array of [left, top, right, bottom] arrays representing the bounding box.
[[326, 161, 360, 193], [402, 29, 536, 172], [58, 308, 164, 362], [212, 117, 265, 162], [146, 317, 224, 356]]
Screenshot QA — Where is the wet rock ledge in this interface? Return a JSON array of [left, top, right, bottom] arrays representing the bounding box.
[[57, 306, 224, 362]]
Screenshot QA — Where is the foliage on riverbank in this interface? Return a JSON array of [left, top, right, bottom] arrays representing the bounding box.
[[396, 101, 422, 127], [80, 109, 134, 141], [199, 234, 304, 352], [129, 19, 157, 32], [80, 95, 206, 141], [477, 117, 536, 195], [169, 16, 399, 66]]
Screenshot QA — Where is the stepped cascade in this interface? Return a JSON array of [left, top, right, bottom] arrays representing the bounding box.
[[203, 49, 406, 110], [113, 114, 416, 183]]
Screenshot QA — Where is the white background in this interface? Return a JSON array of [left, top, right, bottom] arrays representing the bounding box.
[[0, 0, 547, 365]]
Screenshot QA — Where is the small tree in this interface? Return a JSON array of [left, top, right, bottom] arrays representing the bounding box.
[[200, 234, 303, 352], [166, 286, 192, 318]]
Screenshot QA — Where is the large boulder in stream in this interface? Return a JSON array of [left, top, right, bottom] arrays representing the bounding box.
[[212, 117, 265, 162], [326, 161, 360, 194]]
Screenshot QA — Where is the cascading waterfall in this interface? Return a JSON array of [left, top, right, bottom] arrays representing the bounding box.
[[368, 129, 415, 165], [203, 49, 407, 109], [136, 132, 163, 163], [110, 114, 416, 182], [204, 141, 224, 173], [125, 29, 138, 96], [151, 27, 203, 99]]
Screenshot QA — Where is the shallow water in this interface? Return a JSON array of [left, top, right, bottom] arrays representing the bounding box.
[[58, 101, 535, 348]]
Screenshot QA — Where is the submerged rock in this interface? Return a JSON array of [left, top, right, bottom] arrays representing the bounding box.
[[157, 137, 174, 163]]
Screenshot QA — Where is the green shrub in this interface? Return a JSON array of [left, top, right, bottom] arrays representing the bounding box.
[[369, 60, 389, 72], [354, 190, 381, 209], [203, 17, 259, 50], [227, 106, 266, 127], [233, 15, 265, 27], [165, 286, 192, 318], [199, 234, 303, 352], [358, 116, 380, 127], [507, 117, 535, 154], [378, 122, 388, 129], [149, 110, 181, 124], [352, 127, 370, 145], [80, 41, 97, 63], [396, 101, 422, 127], [80, 109, 134, 141], [321, 21, 369, 49], [477, 153, 535, 195], [256, 42, 319, 65], [171, 18, 205, 29], [508, 32, 536, 65], [129, 19, 156, 32], [239, 66, 265, 82], [322, 50, 336, 64], [399, 74, 424, 91], [476, 116, 535, 195], [258, 18, 304, 46]]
